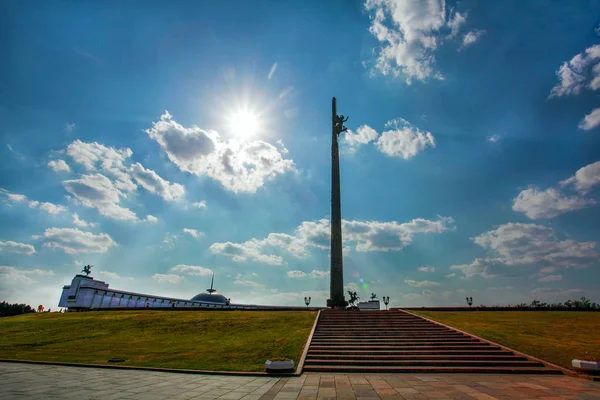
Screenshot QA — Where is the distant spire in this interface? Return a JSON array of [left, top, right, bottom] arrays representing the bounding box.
[[207, 272, 216, 294]]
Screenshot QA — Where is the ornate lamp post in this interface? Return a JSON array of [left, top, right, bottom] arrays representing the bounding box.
[[304, 297, 311, 307], [466, 297, 473, 308], [383, 296, 390, 310]]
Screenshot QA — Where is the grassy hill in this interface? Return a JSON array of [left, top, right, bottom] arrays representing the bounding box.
[[410, 310, 600, 370], [0, 310, 317, 372]]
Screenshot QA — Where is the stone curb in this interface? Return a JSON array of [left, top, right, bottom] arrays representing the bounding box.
[[0, 359, 299, 378], [295, 309, 321, 375], [400, 309, 599, 381]]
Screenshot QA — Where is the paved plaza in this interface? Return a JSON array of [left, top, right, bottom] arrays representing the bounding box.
[[1, 362, 600, 399]]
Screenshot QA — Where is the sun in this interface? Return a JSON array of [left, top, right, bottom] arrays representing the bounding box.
[[229, 108, 261, 138]]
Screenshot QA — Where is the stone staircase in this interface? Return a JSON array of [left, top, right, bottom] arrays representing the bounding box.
[[303, 310, 562, 374]]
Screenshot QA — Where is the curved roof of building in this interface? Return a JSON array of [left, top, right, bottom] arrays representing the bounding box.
[[190, 293, 228, 303]]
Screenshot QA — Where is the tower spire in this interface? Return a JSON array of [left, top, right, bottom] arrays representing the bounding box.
[[207, 273, 216, 294]]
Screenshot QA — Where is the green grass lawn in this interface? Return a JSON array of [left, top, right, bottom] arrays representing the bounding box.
[[410, 310, 600, 370], [0, 310, 316, 372]]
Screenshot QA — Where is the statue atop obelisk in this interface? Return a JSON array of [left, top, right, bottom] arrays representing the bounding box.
[[327, 97, 348, 309]]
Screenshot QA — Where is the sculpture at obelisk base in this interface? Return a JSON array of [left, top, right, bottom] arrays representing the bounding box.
[[327, 97, 348, 309]]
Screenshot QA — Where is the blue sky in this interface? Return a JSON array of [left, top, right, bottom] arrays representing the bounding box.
[[1, 0, 600, 309]]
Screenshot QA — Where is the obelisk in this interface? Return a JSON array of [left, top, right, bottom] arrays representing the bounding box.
[[327, 97, 348, 309]]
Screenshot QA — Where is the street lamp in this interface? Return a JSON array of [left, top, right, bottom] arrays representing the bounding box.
[[304, 297, 311, 307], [466, 297, 473, 308], [382, 296, 390, 310]]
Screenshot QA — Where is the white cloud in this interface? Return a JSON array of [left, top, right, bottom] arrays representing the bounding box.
[[309, 270, 329, 278], [144, 215, 158, 223], [145, 111, 296, 193], [72, 213, 97, 228], [39, 202, 67, 215], [287, 270, 307, 278], [560, 161, 600, 194], [512, 186, 594, 219], [1, 190, 66, 216], [404, 279, 439, 287], [66, 140, 136, 192], [287, 269, 329, 279], [446, 272, 456, 278], [152, 273, 184, 284], [451, 223, 598, 279], [461, 29, 485, 49], [343, 125, 379, 152], [40, 227, 117, 254], [210, 216, 453, 264], [549, 44, 600, 98], [0, 266, 54, 286], [418, 266, 435, 272], [375, 118, 435, 159], [48, 159, 70, 173], [0, 241, 36, 255], [129, 162, 185, 201], [63, 174, 138, 221], [365, 0, 478, 83], [97, 271, 132, 280], [170, 264, 213, 276], [268, 63, 278, 80], [192, 201, 207, 209], [183, 228, 204, 239], [538, 274, 562, 282], [578, 107, 600, 131], [234, 279, 263, 287]]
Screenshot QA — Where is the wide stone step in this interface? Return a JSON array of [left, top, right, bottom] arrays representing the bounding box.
[[311, 334, 468, 339], [304, 359, 545, 367], [316, 327, 450, 331], [310, 338, 481, 344], [308, 344, 496, 350], [306, 354, 528, 361], [309, 349, 513, 356], [302, 365, 562, 374], [310, 342, 489, 348]]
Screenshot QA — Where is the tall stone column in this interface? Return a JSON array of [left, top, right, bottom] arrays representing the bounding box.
[[327, 97, 347, 309]]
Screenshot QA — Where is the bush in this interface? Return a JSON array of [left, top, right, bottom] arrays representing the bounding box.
[[0, 301, 36, 317]]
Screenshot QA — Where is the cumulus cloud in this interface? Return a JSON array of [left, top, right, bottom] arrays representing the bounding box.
[[152, 273, 184, 284], [47, 159, 70, 173], [287, 270, 307, 278], [343, 125, 379, 152], [210, 216, 453, 264], [375, 118, 435, 159], [560, 160, 600, 194], [72, 213, 97, 228], [144, 215, 158, 223], [145, 111, 295, 193], [40, 227, 117, 254], [39, 202, 67, 215], [418, 266, 435, 272], [183, 228, 204, 239], [192, 201, 207, 209], [1, 189, 67, 216], [67, 140, 136, 192], [287, 270, 329, 279], [0, 241, 36, 255], [461, 30, 485, 49], [404, 279, 439, 287], [578, 107, 600, 131], [365, 0, 479, 83], [63, 174, 138, 221], [170, 264, 213, 276], [549, 44, 600, 98], [452, 223, 598, 279], [512, 187, 594, 219], [129, 163, 185, 201]]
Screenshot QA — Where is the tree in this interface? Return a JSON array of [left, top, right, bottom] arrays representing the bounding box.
[[0, 301, 35, 317]]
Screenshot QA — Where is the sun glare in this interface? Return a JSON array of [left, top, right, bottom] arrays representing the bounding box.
[[229, 109, 260, 138]]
